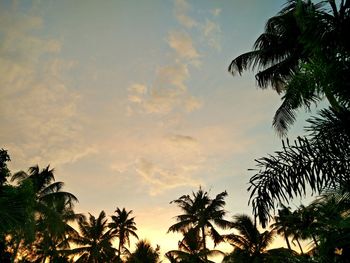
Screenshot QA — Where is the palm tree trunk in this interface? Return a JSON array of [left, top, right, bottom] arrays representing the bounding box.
[[312, 235, 318, 248], [283, 230, 291, 250], [201, 227, 207, 262], [295, 238, 304, 254], [118, 239, 123, 262]]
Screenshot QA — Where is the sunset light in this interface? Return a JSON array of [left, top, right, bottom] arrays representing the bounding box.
[[2, 0, 350, 262]]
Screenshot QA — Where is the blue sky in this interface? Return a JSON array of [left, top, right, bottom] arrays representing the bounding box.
[[1, 0, 318, 260]]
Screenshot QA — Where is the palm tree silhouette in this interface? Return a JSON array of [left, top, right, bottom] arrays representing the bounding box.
[[168, 187, 231, 262], [229, 0, 350, 135], [33, 197, 82, 262], [307, 188, 350, 261], [109, 208, 138, 262], [70, 211, 116, 263], [271, 205, 293, 250], [11, 165, 78, 207], [125, 239, 160, 263], [10, 165, 79, 261], [249, 108, 350, 227], [166, 227, 223, 263], [223, 214, 274, 263]]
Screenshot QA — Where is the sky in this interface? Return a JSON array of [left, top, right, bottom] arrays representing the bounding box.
[[1, 0, 316, 260]]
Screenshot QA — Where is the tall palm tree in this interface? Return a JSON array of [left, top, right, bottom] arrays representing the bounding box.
[[290, 205, 318, 249], [109, 208, 138, 262], [9, 165, 79, 262], [229, 0, 350, 135], [166, 228, 223, 263], [125, 240, 160, 263], [271, 204, 313, 254], [32, 198, 83, 262], [70, 211, 116, 263], [223, 214, 275, 263], [168, 187, 231, 262], [289, 204, 324, 254], [271, 205, 293, 250], [289, 210, 305, 255]]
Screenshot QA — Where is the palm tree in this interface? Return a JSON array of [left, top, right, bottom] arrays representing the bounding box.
[[9, 165, 79, 262], [307, 187, 350, 261], [271, 204, 313, 254], [11, 165, 78, 207], [0, 181, 35, 263], [109, 208, 138, 262], [166, 228, 223, 263], [223, 214, 275, 263], [70, 211, 116, 263], [0, 150, 35, 236], [32, 198, 83, 262], [125, 240, 160, 263], [289, 210, 305, 255], [229, 0, 350, 135], [0, 150, 35, 262], [271, 205, 293, 250], [168, 187, 231, 262], [293, 205, 319, 249]]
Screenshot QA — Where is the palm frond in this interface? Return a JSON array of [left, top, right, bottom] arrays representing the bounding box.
[[249, 109, 350, 227]]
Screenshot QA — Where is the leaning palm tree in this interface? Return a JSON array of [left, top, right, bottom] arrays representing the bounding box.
[[168, 187, 231, 262], [109, 208, 138, 262], [70, 211, 116, 263], [223, 214, 275, 263], [125, 239, 160, 263], [166, 227, 223, 263]]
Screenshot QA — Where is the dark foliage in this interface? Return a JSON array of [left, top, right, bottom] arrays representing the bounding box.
[[249, 109, 350, 227]]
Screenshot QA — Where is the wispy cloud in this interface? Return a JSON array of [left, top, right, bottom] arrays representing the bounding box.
[[0, 8, 93, 168], [95, 128, 204, 195], [122, 0, 227, 193], [173, 0, 222, 52], [174, 0, 198, 28], [127, 63, 202, 115], [135, 158, 199, 195], [127, 0, 204, 117], [202, 19, 222, 50], [167, 31, 200, 61]]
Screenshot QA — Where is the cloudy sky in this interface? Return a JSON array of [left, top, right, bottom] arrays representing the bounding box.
[[1, 0, 314, 259]]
